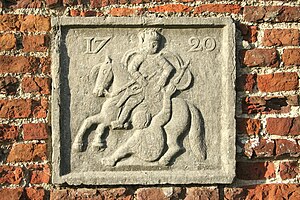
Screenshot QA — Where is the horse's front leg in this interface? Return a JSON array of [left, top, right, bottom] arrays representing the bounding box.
[[72, 114, 102, 152], [91, 123, 109, 151]]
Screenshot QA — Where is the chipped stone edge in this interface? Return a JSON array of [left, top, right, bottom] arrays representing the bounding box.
[[51, 16, 236, 185]]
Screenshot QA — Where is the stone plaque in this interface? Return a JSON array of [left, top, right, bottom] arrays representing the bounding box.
[[52, 17, 236, 185]]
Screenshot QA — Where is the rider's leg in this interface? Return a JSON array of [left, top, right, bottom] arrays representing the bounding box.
[[111, 95, 144, 129], [72, 114, 102, 152]]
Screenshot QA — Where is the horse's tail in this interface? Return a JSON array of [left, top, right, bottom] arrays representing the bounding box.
[[187, 102, 206, 160]]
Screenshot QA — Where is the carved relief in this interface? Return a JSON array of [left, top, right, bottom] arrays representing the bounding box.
[[72, 29, 207, 166]]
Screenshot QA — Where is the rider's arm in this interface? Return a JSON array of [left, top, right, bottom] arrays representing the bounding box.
[[157, 57, 174, 87], [128, 55, 145, 83]]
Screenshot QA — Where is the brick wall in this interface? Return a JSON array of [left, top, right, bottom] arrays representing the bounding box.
[[0, 0, 299, 199]]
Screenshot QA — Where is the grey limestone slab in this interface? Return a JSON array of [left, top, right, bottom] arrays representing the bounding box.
[[51, 17, 236, 185]]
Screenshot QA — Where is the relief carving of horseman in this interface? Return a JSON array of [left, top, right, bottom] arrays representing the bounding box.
[[72, 29, 206, 166]]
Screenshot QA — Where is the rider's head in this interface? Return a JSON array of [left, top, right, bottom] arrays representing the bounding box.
[[132, 110, 151, 129], [139, 29, 161, 55]]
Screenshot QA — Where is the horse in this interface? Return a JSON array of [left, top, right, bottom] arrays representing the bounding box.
[[72, 54, 206, 165]]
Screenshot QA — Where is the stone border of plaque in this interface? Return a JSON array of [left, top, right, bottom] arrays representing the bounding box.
[[51, 17, 236, 185]]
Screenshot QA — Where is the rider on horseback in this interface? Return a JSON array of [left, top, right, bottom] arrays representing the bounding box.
[[111, 29, 174, 129]]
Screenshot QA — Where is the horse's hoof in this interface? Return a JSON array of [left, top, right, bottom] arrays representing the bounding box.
[[158, 157, 170, 166], [111, 120, 124, 130], [91, 142, 106, 152], [72, 142, 83, 152], [101, 157, 116, 166]]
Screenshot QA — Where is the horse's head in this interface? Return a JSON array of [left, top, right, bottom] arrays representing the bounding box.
[[92, 56, 113, 97]]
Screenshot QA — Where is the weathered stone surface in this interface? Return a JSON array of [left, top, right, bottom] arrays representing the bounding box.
[[52, 17, 236, 185]]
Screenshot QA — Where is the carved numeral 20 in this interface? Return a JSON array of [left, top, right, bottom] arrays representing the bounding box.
[[84, 37, 111, 54], [188, 37, 216, 52]]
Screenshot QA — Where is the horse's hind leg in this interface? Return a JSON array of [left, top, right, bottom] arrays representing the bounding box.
[[159, 98, 190, 165], [72, 114, 102, 152]]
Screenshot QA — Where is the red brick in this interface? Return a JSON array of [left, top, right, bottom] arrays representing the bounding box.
[[0, 55, 39, 74], [46, 0, 61, 7], [0, 188, 24, 200], [0, 76, 19, 95], [250, 184, 300, 199], [238, 24, 258, 43], [80, 10, 97, 17], [242, 96, 293, 114], [236, 74, 256, 92], [32, 98, 48, 118], [70, 9, 80, 17], [225, 184, 300, 200], [9, 0, 43, 8], [137, 187, 182, 200], [136, 188, 166, 200], [257, 72, 298, 92], [0, 165, 23, 184], [7, 143, 47, 162], [185, 187, 219, 200], [236, 118, 260, 135], [244, 6, 300, 22], [119, 0, 128, 4], [130, 0, 142, 4], [23, 35, 49, 52], [194, 4, 241, 14], [279, 161, 299, 180], [242, 49, 279, 68], [23, 123, 48, 140], [275, 139, 300, 157], [22, 77, 51, 94], [99, 188, 133, 200], [20, 15, 51, 32], [236, 162, 275, 180], [263, 29, 300, 47], [287, 95, 299, 106], [282, 48, 300, 66], [244, 139, 275, 158], [0, 99, 32, 118], [0, 98, 48, 119], [267, 117, 300, 136], [63, 0, 77, 6], [0, 124, 18, 141], [90, 0, 101, 8], [0, 14, 22, 31], [148, 4, 192, 13], [40, 57, 51, 75], [50, 188, 132, 200], [0, 33, 16, 51], [110, 8, 143, 16], [25, 187, 45, 200], [224, 187, 247, 200], [29, 164, 50, 184]]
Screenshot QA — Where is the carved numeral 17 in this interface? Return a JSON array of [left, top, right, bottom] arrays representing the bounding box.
[[84, 37, 111, 54]]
